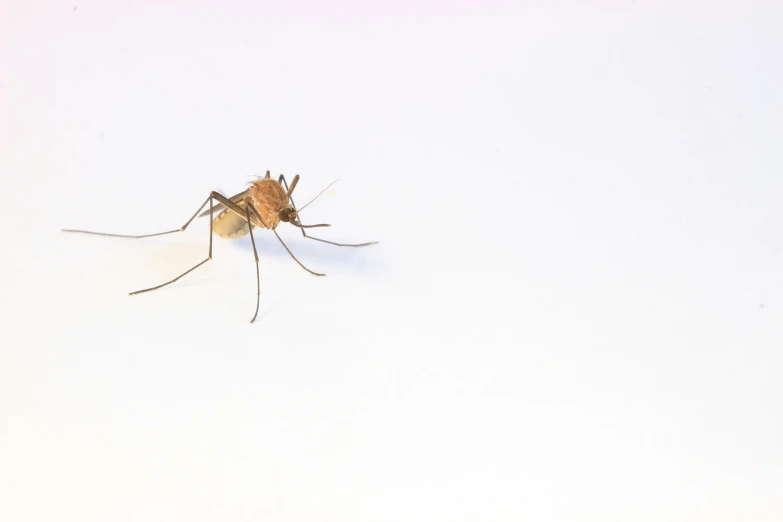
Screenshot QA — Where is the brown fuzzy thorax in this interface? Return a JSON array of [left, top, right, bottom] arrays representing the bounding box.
[[248, 178, 288, 229]]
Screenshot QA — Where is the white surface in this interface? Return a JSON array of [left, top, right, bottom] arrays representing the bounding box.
[[2, 1, 782, 521]]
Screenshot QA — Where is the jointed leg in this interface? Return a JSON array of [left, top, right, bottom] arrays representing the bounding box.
[[246, 206, 261, 323], [207, 191, 324, 276], [63, 195, 213, 239], [129, 195, 215, 295], [245, 202, 325, 277], [278, 174, 305, 237], [302, 235, 378, 247]]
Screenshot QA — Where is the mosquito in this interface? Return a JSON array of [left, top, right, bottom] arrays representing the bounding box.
[[62, 171, 377, 323]]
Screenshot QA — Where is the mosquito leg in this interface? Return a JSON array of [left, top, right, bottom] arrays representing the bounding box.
[[63, 195, 213, 239], [207, 192, 312, 273], [246, 202, 325, 277], [279, 174, 306, 237], [278, 174, 377, 247], [129, 195, 215, 295], [300, 235, 378, 247], [245, 205, 261, 323]]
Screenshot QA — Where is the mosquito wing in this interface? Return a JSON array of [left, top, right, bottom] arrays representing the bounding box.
[[199, 189, 250, 218]]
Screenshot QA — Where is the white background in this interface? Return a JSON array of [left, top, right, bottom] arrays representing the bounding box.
[[1, 1, 782, 520]]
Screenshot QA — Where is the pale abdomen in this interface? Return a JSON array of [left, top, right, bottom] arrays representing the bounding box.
[[212, 204, 252, 239]]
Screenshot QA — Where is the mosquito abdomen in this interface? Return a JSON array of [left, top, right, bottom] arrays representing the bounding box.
[[212, 207, 252, 239]]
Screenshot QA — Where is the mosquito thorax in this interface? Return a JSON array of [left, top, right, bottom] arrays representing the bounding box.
[[248, 177, 289, 229]]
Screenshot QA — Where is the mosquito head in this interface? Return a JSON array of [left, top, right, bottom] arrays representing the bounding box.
[[278, 207, 298, 223]]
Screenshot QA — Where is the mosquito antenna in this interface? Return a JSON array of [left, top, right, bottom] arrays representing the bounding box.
[[296, 179, 340, 213]]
